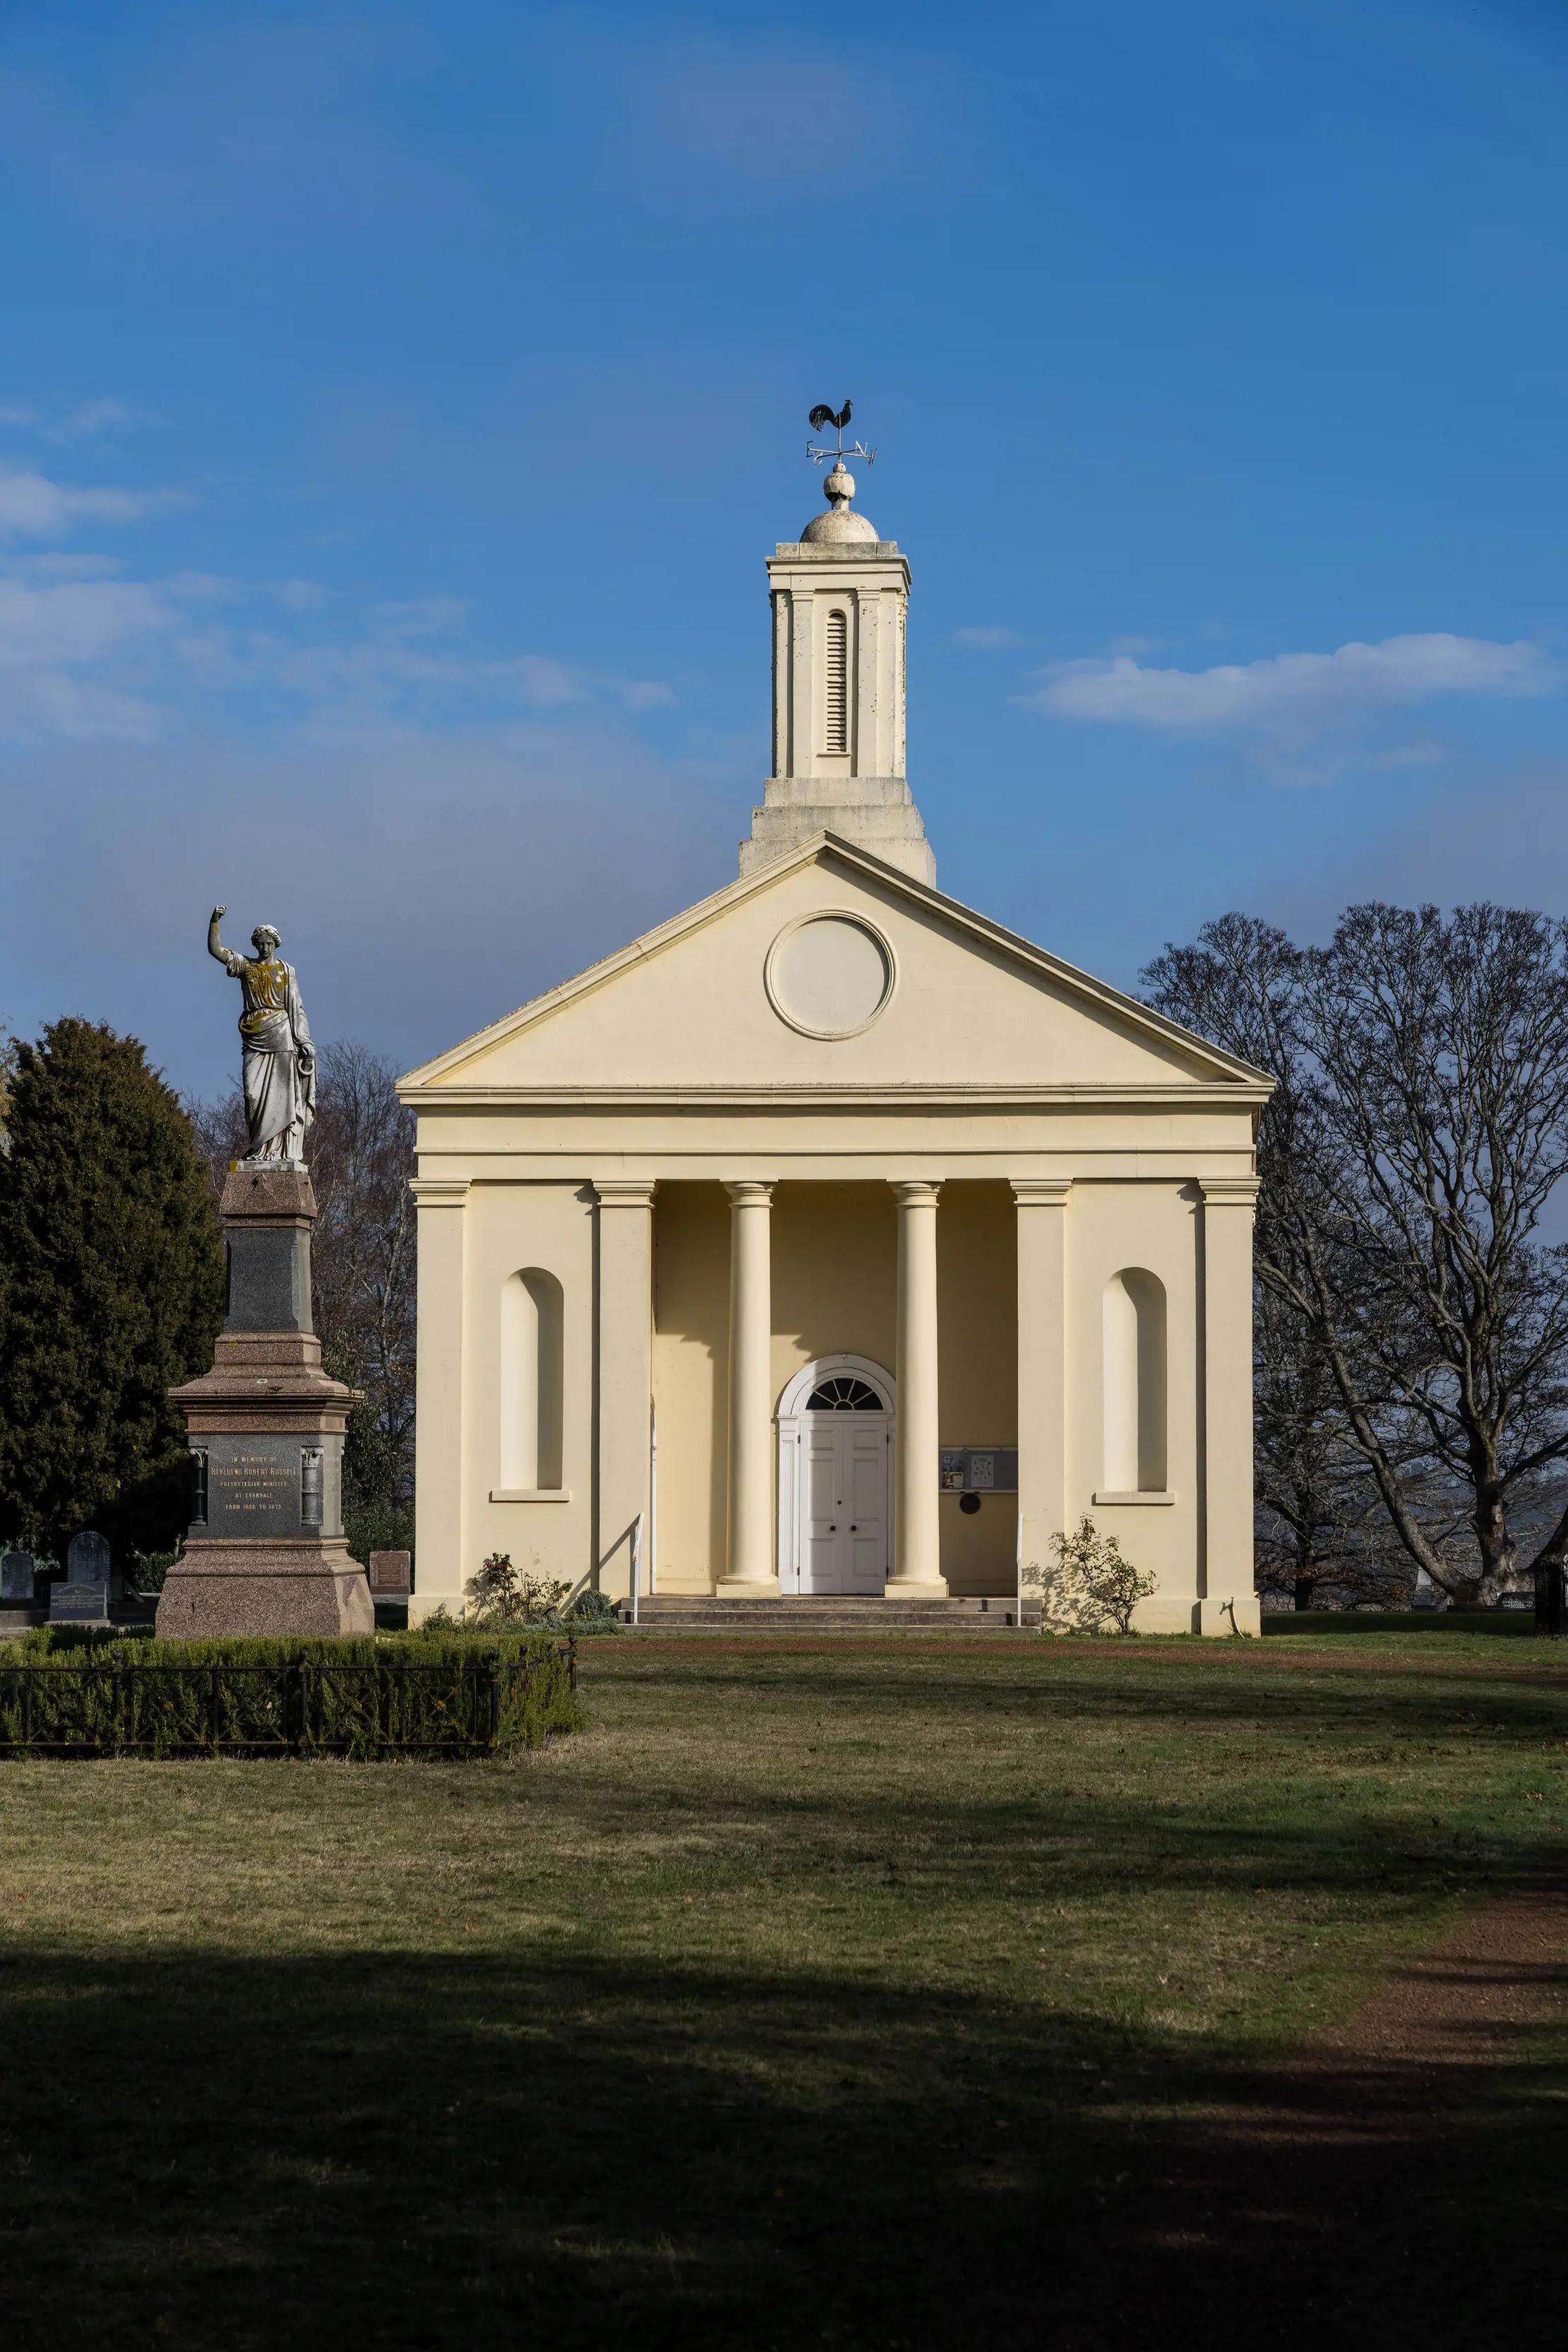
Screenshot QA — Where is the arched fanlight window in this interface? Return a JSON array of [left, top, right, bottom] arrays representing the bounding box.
[[1103, 1269, 1168, 1492], [501, 1268, 564, 1488], [805, 1374, 884, 1411]]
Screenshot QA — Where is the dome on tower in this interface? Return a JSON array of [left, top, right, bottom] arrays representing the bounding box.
[[802, 458, 880, 545]]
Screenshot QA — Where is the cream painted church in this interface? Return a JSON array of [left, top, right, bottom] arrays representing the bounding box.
[[398, 456, 1270, 1632]]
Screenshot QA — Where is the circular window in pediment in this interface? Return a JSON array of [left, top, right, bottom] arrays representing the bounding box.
[[765, 911, 896, 1039]]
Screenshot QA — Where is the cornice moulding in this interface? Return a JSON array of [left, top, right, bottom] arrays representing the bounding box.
[[404, 1082, 1273, 1111]]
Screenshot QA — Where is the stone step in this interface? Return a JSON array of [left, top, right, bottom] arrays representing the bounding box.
[[617, 1595, 1038, 1632]]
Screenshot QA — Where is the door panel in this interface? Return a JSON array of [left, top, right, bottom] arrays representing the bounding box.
[[803, 1431, 842, 1593], [794, 1413, 889, 1594], [845, 1426, 887, 1594]]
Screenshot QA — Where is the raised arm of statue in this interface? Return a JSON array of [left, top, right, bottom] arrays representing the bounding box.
[[208, 904, 244, 977]]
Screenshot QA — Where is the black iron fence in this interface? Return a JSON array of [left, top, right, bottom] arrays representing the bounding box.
[[0, 1640, 577, 1758]]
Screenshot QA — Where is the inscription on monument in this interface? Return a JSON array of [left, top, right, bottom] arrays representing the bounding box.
[[215, 1451, 298, 1516]]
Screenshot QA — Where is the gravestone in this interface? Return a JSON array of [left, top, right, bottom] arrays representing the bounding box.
[[157, 1166, 372, 1637], [52, 1531, 112, 1621], [367, 1551, 411, 1596], [1, 1550, 35, 1603], [51, 1582, 109, 1623], [66, 1531, 112, 1585]]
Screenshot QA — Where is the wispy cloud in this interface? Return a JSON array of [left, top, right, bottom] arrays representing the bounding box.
[[0, 25, 474, 246], [0, 553, 672, 744], [1026, 633, 1558, 732], [0, 571, 176, 736], [44, 398, 166, 443], [954, 626, 1019, 648], [601, 30, 970, 208], [0, 468, 185, 538]]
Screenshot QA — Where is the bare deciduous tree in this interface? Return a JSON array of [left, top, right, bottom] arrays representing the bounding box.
[[1146, 905, 1568, 1606], [1252, 1285, 1408, 1611]]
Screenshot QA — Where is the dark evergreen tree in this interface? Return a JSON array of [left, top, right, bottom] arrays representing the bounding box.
[[0, 1020, 225, 1559]]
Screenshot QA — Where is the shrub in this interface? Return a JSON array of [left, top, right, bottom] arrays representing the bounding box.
[[0, 1630, 580, 1757], [465, 1552, 572, 1626], [569, 1587, 621, 1628], [1026, 1517, 1157, 1637]]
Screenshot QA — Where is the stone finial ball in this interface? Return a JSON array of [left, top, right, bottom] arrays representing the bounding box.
[[823, 458, 855, 506]]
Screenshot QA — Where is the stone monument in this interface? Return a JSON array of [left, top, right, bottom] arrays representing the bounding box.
[[156, 912, 373, 1638], [52, 1530, 111, 1622]]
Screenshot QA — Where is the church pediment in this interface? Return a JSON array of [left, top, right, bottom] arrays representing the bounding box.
[[399, 836, 1269, 1102]]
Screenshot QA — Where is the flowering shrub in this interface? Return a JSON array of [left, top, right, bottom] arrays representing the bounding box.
[[465, 1552, 572, 1625], [1026, 1517, 1156, 1636]]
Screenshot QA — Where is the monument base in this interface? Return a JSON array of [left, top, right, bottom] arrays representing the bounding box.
[[160, 1166, 373, 1642], [157, 1537, 373, 1638]]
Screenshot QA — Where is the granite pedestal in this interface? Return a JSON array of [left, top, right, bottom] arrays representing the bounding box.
[[157, 1166, 373, 1638]]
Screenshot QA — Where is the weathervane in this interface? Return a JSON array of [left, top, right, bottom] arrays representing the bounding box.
[[806, 398, 877, 468]]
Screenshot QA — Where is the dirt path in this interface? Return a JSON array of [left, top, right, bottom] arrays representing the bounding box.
[[1316, 1883, 1568, 2068], [1058, 1885, 1568, 2352]]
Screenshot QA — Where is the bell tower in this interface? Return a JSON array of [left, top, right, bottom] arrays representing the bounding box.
[[740, 446, 935, 884]]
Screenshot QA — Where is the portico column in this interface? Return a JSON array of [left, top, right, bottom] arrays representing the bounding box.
[[1012, 1181, 1070, 1591], [594, 1180, 657, 1601], [409, 1178, 469, 1623], [719, 1181, 779, 1594], [1198, 1176, 1262, 1636], [889, 1181, 947, 1596]]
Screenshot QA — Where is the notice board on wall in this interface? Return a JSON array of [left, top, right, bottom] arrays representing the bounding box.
[[938, 1447, 1019, 1494]]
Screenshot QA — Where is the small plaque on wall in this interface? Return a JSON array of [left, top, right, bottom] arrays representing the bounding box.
[[939, 1448, 1019, 1494]]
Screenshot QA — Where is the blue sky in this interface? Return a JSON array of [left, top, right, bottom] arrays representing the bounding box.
[[2, 0, 1567, 1098]]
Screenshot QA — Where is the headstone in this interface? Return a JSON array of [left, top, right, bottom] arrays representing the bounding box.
[[1, 1550, 35, 1603], [66, 1530, 112, 1586], [367, 1551, 411, 1596], [51, 1582, 109, 1623]]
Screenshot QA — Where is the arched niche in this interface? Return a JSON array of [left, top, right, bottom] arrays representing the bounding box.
[[500, 1268, 564, 1491], [1103, 1269, 1167, 1494]]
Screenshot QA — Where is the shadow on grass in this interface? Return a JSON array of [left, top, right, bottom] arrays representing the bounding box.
[[587, 1647, 1568, 1733], [2, 1934, 1563, 2352]]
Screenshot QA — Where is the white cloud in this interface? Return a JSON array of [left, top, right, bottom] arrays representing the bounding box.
[[0, 572, 175, 736], [44, 398, 166, 443], [0, 547, 675, 744], [275, 579, 328, 612], [954, 626, 1019, 648], [604, 31, 969, 208], [371, 595, 469, 640], [1027, 633, 1559, 732], [0, 468, 184, 537]]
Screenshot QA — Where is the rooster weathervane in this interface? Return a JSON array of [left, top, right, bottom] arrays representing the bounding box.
[[806, 398, 877, 468]]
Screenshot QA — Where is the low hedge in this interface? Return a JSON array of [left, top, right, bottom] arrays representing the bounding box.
[[0, 1629, 580, 1758]]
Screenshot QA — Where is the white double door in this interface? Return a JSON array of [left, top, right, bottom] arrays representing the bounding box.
[[799, 1414, 890, 1594]]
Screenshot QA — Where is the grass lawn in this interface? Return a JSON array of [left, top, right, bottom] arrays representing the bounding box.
[[2, 1632, 1566, 2349]]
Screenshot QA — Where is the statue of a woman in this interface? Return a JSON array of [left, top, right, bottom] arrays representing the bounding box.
[[208, 907, 317, 1166]]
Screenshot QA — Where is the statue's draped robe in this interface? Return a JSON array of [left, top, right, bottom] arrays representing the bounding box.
[[221, 952, 316, 1159]]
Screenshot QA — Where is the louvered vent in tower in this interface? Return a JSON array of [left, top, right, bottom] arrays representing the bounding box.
[[824, 609, 849, 753]]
